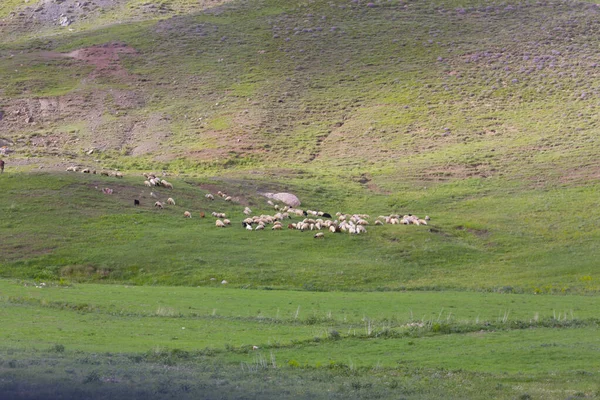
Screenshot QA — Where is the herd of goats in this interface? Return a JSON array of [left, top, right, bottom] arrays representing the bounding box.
[[67, 168, 430, 238]]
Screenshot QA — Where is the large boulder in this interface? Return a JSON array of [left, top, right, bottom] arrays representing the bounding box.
[[262, 192, 301, 207]]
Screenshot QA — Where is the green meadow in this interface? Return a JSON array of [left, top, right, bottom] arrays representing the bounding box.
[[1, 0, 600, 397]]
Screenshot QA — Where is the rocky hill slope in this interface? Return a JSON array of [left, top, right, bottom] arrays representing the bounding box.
[[1, 0, 599, 190]]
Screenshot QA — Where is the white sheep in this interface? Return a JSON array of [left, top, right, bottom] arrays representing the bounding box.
[[314, 232, 324, 239], [167, 198, 175, 205], [162, 180, 173, 189], [184, 211, 192, 218], [144, 180, 152, 187], [223, 219, 231, 225], [225, 196, 232, 202], [154, 201, 164, 209], [205, 193, 215, 200], [215, 220, 226, 227]]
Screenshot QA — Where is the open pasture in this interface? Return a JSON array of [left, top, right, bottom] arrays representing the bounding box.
[[1, 172, 599, 293], [2, 0, 600, 397]]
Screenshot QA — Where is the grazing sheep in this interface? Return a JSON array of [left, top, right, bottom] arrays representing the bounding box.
[[223, 219, 231, 225], [255, 224, 265, 231], [100, 171, 110, 176], [356, 225, 367, 234], [246, 223, 253, 231], [215, 220, 226, 227], [144, 180, 152, 187], [184, 211, 192, 218], [374, 220, 383, 225], [162, 180, 173, 189], [66, 166, 79, 172], [205, 193, 215, 200], [154, 201, 164, 209], [114, 172, 124, 178], [81, 168, 90, 174], [288, 223, 295, 229], [167, 197, 175, 205], [314, 232, 325, 239], [329, 225, 337, 233], [225, 196, 232, 202], [134, 199, 140, 206], [102, 188, 113, 195], [200, 212, 205, 218], [322, 213, 332, 218], [272, 224, 282, 230]]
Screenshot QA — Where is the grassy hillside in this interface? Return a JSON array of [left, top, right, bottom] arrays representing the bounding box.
[[1, 172, 599, 292], [1, 0, 599, 185], [1, 0, 600, 398]]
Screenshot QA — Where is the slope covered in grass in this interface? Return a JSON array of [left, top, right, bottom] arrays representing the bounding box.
[[1, 172, 598, 292], [1, 0, 599, 187], [1, 0, 600, 398]]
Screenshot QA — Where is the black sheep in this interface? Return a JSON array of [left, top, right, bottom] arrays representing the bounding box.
[[134, 199, 140, 206]]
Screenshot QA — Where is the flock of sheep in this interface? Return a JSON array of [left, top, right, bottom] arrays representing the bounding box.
[[133, 173, 430, 239], [66, 165, 123, 178]]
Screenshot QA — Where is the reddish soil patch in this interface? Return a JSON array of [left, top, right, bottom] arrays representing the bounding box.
[[65, 43, 137, 79]]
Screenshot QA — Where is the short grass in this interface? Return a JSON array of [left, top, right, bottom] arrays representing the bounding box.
[[0, 279, 598, 399], [1, 172, 599, 293], [2, 0, 600, 398]]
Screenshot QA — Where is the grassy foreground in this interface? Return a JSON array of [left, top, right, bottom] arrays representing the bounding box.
[[1, 279, 599, 399]]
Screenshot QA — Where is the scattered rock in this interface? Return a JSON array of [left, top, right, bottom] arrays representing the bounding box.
[[59, 15, 72, 26]]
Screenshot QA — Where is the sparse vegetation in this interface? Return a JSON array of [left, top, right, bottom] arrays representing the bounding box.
[[1, 0, 599, 398]]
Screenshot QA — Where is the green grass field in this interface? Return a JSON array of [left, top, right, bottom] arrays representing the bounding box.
[[1, 0, 600, 398]]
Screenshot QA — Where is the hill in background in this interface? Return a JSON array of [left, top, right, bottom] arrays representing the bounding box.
[[0, 0, 599, 292]]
